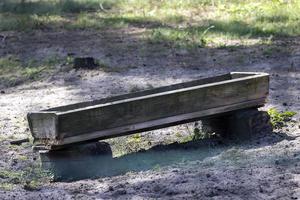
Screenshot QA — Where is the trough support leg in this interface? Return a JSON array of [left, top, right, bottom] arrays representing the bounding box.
[[201, 108, 272, 140], [227, 108, 272, 140], [39, 141, 113, 181]]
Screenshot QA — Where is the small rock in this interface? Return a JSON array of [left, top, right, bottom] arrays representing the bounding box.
[[283, 102, 288, 106], [206, 173, 211, 178], [0, 91, 5, 94], [275, 159, 280, 165], [108, 186, 114, 191]]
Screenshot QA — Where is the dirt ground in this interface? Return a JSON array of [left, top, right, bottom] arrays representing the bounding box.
[[0, 29, 300, 199]]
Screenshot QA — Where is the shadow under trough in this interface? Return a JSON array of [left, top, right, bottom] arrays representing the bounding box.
[[39, 126, 296, 182], [40, 138, 227, 182]]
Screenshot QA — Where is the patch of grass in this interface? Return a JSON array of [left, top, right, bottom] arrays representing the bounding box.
[[262, 46, 282, 57], [0, 166, 53, 191], [21, 166, 52, 190], [0, 56, 58, 88], [130, 133, 142, 143], [181, 134, 194, 143], [0, 0, 299, 48], [124, 133, 145, 153], [0, 57, 44, 87], [0, 0, 115, 14], [8, 144, 21, 150], [68, 14, 164, 30], [268, 108, 297, 128], [0, 183, 14, 191], [175, 132, 182, 138], [0, 169, 22, 180], [180, 125, 215, 143], [149, 25, 215, 48], [108, 133, 150, 157], [17, 155, 28, 161]]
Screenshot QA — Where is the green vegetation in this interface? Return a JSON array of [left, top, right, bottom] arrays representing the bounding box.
[[268, 108, 297, 128], [262, 46, 282, 57], [0, 169, 22, 180], [108, 133, 148, 157], [180, 125, 215, 143], [1, 0, 300, 48], [0, 183, 14, 191], [0, 56, 58, 88], [130, 133, 142, 143], [0, 166, 52, 191]]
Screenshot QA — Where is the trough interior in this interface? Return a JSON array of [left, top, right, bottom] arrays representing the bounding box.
[[45, 73, 254, 113]]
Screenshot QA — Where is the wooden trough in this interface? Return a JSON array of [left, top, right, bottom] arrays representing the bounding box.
[[28, 72, 269, 149]]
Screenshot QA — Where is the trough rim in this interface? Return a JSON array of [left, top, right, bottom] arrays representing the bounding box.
[[28, 72, 268, 116]]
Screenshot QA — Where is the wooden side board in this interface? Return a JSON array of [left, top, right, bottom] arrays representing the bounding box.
[[46, 73, 233, 112], [27, 72, 269, 147]]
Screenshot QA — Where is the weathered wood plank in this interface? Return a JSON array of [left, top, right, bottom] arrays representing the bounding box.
[[58, 75, 268, 137], [54, 98, 266, 146], [46, 73, 231, 112], [27, 72, 269, 147], [28, 112, 58, 140]]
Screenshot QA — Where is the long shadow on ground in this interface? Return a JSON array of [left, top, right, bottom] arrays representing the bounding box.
[[41, 130, 298, 182]]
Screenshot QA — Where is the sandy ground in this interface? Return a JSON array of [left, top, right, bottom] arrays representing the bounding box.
[[0, 29, 300, 199]]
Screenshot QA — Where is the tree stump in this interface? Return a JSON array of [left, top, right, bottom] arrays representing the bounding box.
[[73, 57, 98, 69]]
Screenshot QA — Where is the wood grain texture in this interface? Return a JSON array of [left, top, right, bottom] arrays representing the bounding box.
[[28, 112, 58, 140], [27, 72, 269, 147], [46, 73, 232, 112], [53, 98, 266, 147]]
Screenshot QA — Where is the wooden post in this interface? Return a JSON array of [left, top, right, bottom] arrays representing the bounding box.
[[201, 108, 273, 140]]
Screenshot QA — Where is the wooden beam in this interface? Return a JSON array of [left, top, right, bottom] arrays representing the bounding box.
[[27, 72, 269, 147]]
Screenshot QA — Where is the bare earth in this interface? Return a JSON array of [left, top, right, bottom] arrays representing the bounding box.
[[0, 29, 299, 199]]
